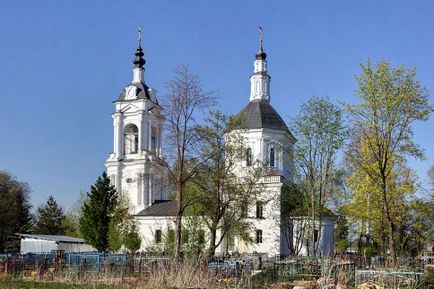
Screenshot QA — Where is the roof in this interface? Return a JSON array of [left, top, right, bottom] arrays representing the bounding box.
[[117, 81, 155, 103], [18, 234, 86, 243], [236, 100, 289, 132], [135, 200, 178, 217]]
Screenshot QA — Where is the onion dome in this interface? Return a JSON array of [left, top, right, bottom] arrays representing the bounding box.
[[133, 45, 145, 68]]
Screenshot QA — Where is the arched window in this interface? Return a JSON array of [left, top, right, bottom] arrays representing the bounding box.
[[270, 147, 275, 167], [124, 124, 139, 154], [151, 127, 157, 153], [246, 148, 252, 166]]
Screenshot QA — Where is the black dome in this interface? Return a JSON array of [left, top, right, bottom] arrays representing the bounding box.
[[236, 100, 289, 132]]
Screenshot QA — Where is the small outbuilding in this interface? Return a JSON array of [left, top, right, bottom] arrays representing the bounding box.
[[18, 234, 96, 254]]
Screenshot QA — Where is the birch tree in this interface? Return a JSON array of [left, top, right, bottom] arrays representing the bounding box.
[[290, 96, 348, 256]]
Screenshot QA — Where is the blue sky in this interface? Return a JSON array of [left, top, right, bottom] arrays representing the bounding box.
[[1, 0, 433, 210]]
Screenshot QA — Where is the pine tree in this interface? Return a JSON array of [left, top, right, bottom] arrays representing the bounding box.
[[79, 172, 117, 252], [33, 195, 65, 235]]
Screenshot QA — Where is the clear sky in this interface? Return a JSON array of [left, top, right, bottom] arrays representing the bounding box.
[[1, 0, 433, 210]]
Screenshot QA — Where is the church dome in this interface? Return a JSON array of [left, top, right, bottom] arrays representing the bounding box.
[[236, 99, 289, 132], [117, 81, 154, 102]]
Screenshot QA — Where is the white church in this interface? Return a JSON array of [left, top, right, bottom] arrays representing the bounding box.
[[105, 32, 336, 257]]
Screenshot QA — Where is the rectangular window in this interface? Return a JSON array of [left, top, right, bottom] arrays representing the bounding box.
[[246, 148, 252, 166], [256, 201, 264, 219], [256, 230, 263, 244], [270, 147, 275, 167], [155, 229, 162, 243]]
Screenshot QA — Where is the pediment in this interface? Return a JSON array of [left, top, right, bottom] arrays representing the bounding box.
[[119, 102, 141, 113]]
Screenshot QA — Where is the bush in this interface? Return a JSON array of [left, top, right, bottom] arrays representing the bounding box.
[[422, 265, 434, 287]]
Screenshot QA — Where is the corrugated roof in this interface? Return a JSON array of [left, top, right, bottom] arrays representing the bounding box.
[[236, 100, 289, 132], [18, 234, 85, 243], [135, 200, 178, 217]]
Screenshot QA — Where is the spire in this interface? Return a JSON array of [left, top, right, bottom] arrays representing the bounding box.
[[133, 27, 145, 69], [256, 25, 267, 60], [132, 27, 145, 83], [250, 25, 270, 102]]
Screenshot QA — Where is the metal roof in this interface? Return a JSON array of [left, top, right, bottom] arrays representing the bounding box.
[[117, 81, 156, 103], [236, 100, 289, 132], [18, 234, 86, 243], [135, 200, 178, 217]]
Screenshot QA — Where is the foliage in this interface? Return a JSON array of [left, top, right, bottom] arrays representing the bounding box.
[[163, 228, 176, 256], [107, 195, 142, 253], [400, 197, 434, 256], [79, 172, 118, 252], [0, 171, 33, 252], [33, 195, 65, 235], [345, 59, 433, 264], [162, 63, 216, 259], [334, 208, 349, 253], [190, 110, 262, 256], [180, 216, 206, 258], [124, 224, 142, 253], [62, 191, 87, 238], [429, 165, 434, 192], [281, 184, 308, 217], [422, 265, 434, 287], [290, 96, 348, 255]]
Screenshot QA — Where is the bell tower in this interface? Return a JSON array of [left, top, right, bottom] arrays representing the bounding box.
[[105, 28, 166, 214]]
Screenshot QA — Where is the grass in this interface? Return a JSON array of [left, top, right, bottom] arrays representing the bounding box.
[[0, 279, 125, 289]]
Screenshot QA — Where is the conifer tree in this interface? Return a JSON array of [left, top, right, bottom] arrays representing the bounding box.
[[0, 171, 33, 252], [79, 172, 117, 252], [33, 195, 65, 235]]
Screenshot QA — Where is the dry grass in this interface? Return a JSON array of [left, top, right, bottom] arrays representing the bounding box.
[[3, 260, 244, 289]]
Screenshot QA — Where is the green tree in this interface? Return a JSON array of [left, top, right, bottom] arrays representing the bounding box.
[[108, 195, 141, 253], [191, 111, 262, 256], [290, 96, 348, 256], [429, 165, 434, 193], [281, 184, 309, 255], [124, 224, 142, 253], [0, 171, 33, 252], [334, 208, 350, 253], [79, 172, 117, 252], [346, 60, 433, 265], [62, 192, 87, 238], [33, 195, 65, 235], [399, 197, 433, 256]]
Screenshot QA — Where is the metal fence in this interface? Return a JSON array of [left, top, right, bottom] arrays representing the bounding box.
[[0, 253, 429, 288], [355, 269, 423, 289]]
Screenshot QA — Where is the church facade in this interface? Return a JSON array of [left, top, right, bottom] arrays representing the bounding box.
[[105, 35, 335, 257]]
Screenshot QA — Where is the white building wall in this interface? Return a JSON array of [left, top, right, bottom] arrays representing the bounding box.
[[20, 238, 96, 254], [105, 94, 165, 215]]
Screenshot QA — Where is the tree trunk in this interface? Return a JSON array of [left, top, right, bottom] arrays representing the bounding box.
[[208, 227, 217, 257], [174, 183, 183, 260], [311, 191, 316, 257], [381, 179, 397, 266]]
